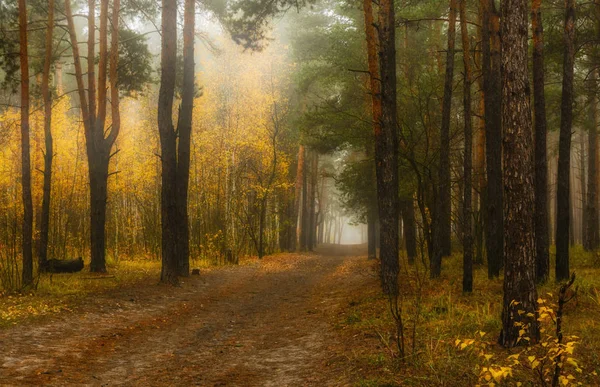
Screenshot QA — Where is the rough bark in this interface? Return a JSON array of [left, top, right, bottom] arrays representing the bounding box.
[[19, 0, 33, 287], [556, 0, 575, 282], [499, 0, 540, 347], [532, 0, 550, 282], [158, 0, 179, 284], [175, 0, 195, 275], [434, 0, 457, 274], [39, 0, 55, 272], [375, 0, 400, 295], [460, 0, 473, 293]]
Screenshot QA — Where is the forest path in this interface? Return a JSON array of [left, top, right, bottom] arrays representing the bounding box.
[[0, 244, 372, 386]]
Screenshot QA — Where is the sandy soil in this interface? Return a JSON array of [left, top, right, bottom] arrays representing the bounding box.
[[0, 244, 373, 386]]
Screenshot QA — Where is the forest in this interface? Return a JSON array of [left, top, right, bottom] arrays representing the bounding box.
[[1, 0, 600, 385]]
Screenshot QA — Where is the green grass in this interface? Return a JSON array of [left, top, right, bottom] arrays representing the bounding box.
[[335, 245, 600, 386]]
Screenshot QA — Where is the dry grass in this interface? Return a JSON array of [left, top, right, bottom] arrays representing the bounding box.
[[0, 255, 249, 328], [333, 246, 600, 386]]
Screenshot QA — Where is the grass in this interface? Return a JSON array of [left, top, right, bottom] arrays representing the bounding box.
[[0, 255, 249, 328], [334, 245, 600, 386]]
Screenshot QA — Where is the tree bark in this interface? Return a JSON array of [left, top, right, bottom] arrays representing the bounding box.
[[175, 0, 195, 275], [19, 0, 33, 287], [482, 0, 503, 279], [460, 0, 473, 293], [374, 0, 400, 295], [158, 0, 179, 284], [300, 148, 309, 251], [532, 0, 550, 283], [65, 0, 120, 274], [434, 0, 457, 274], [499, 0, 540, 347], [39, 0, 55, 272], [556, 0, 576, 282], [293, 145, 305, 251], [363, 0, 382, 261]]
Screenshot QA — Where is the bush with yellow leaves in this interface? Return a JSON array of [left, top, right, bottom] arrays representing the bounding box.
[[455, 274, 595, 386]]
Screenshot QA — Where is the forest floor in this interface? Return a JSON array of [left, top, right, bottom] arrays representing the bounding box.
[[0, 244, 379, 386], [2, 245, 600, 386]]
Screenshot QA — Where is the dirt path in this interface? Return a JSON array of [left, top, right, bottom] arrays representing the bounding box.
[[0, 245, 373, 386]]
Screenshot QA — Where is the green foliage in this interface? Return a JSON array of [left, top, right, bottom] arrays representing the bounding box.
[[115, 28, 154, 96]]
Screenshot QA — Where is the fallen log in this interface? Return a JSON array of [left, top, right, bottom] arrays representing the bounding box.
[[45, 257, 84, 273]]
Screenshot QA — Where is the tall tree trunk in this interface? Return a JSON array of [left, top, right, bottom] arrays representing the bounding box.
[[482, 0, 503, 279], [474, 5, 486, 266], [293, 145, 304, 251], [88, 0, 96, 130], [499, 0, 539, 347], [374, 0, 400, 295], [158, 0, 179, 284], [308, 152, 318, 250], [556, 0, 576, 282], [19, 0, 33, 287], [39, 0, 55, 272], [580, 128, 587, 247], [434, 0, 457, 273], [586, 69, 599, 250], [532, 0, 550, 283], [175, 0, 195, 276], [460, 0, 473, 293], [401, 198, 416, 264], [65, 0, 120, 274], [363, 0, 382, 261], [300, 149, 309, 251], [367, 206, 377, 259]]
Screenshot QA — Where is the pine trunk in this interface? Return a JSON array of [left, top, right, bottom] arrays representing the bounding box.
[[532, 0, 550, 282], [375, 0, 400, 295], [158, 0, 179, 284], [434, 0, 457, 273], [175, 0, 195, 276], [460, 0, 473, 293], [499, 0, 540, 347], [19, 0, 33, 286], [39, 0, 55, 272], [401, 198, 417, 265], [482, 0, 504, 279], [556, 0, 576, 282]]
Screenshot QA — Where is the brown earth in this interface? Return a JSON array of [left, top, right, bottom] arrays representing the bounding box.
[[0, 244, 376, 386]]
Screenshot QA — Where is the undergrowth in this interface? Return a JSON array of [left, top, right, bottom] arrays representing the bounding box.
[[335, 246, 600, 386]]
